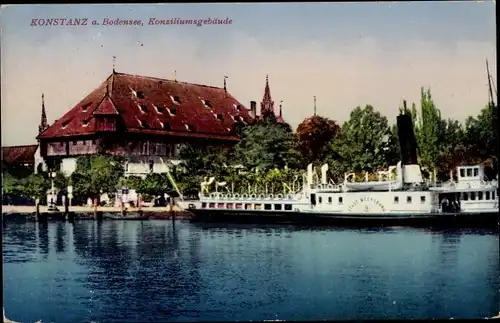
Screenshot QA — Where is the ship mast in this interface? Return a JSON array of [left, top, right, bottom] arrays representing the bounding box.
[[486, 58, 496, 107]]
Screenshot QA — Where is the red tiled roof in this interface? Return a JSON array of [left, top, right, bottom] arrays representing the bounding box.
[[1, 144, 38, 164], [38, 72, 253, 141]]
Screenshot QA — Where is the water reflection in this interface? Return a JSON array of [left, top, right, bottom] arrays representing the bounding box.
[[2, 221, 499, 322]]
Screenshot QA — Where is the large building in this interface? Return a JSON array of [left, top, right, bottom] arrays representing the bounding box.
[[34, 70, 284, 177]]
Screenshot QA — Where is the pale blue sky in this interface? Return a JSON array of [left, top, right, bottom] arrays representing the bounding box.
[[1, 2, 496, 145]]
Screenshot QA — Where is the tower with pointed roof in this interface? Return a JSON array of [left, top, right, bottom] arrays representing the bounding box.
[[39, 93, 48, 134], [260, 75, 275, 118]]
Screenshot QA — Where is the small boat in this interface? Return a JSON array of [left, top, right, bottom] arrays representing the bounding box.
[[103, 213, 150, 221]]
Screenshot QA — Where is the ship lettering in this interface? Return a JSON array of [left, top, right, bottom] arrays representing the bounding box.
[[348, 197, 386, 212]]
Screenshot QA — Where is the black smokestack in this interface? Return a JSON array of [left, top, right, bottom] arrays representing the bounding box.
[[250, 101, 257, 118], [397, 101, 418, 165]]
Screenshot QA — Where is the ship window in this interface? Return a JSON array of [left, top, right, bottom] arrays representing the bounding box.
[[493, 190, 496, 200], [318, 196, 323, 204], [245, 204, 252, 210], [478, 191, 483, 200], [264, 204, 272, 210], [338, 197, 343, 204], [486, 191, 490, 200], [460, 169, 465, 177], [209, 203, 215, 208], [394, 196, 399, 204], [420, 196, 426, 203], [467, 168, 472, 177], [407, 196, 412, 203], [328, 197, 332, 204], [202, 202, 207, 208], [470, 192, 476, 200], [274, 204, 282, 211], [463, 192, 468, 201], [474, 168, 479, 177], [284, 204, 292, 211]]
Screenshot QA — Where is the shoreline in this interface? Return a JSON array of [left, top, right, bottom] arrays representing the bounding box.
[[1, 204, 186, 214]]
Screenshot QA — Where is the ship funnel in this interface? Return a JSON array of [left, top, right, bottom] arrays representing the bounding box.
[[321, 164, 328, 184], [396, 103, 423, 183]]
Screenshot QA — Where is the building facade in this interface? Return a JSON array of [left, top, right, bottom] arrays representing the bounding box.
[[36, 71, 285, 178]]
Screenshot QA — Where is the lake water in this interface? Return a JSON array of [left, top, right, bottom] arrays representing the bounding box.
[[2, 220, 499, 322]]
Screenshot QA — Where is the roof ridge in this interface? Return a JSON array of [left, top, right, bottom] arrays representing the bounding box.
[[114, 72, 225, 90]]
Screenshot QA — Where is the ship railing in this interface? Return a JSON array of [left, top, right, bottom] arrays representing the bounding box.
[[200, 192, 303, 201]]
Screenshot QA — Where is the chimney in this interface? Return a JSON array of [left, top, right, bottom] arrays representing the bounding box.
[[250, 101, 257, 118]]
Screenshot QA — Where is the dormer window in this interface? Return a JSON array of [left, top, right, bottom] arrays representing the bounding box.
[[82, 102, 91, 112], [185, 124, 195, 131], [137, 118, 143, 128], [168, 107, 177, 116], [234, 104, 242, 111], [163, 122, 171, 131], [217, 114, 223, 120], [170, 95, 181, 104], [61, 121, 69, 129], [136, 91, 145, 99], [154, 105, 164, 114], [82, 119, 89, 127], [139, 104, 148, 113], [202, 100, 212, 109], [143, 121, 150, 129]]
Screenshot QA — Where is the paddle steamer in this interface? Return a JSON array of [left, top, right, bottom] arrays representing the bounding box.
[[188, 104, 498, 228]]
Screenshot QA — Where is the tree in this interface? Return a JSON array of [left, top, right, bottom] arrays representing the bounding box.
[[71, 155, 125, 204], [410, 88, 442, 173], [232, 119, 301, 170], [327, 105, 395, 174], [296, 115, 340, 166]]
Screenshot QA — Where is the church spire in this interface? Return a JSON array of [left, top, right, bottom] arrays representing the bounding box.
[[39, 93, 48, 134], [260, 74, 275, 117]]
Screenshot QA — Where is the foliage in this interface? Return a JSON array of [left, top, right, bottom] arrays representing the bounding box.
[[296, 116, 340, 166], [327, 105, 396, 175], [24, 173, 51, 200], [232, 119, 302, 170], [71, 155, 125, 200]]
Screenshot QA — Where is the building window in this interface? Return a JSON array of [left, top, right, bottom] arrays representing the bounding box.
[[407, 196, 412, 203], [463, 192, 468, 201], [420, 196, 426, 203], [467, 168, 472, 177], [474, 168, 479, 177], [328, 197, 332, 204], [92, 140, 96, 145], [460, 169, 465, 178], [338, 197, 343, 204], [394, 196, 399, 204], [155, 105, 164, 114], [470, 192, 476, 201], [478, 191, 483, 200], [284, 204, 292, 211], [486, 191, 491, 200], [82, 140, 86, 145], [274, 204, 282, 211], [203, 100, 212, 108], [73, 140, 77, 145], [171, 96, 181, 104], [60, 142, 64, 147]]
